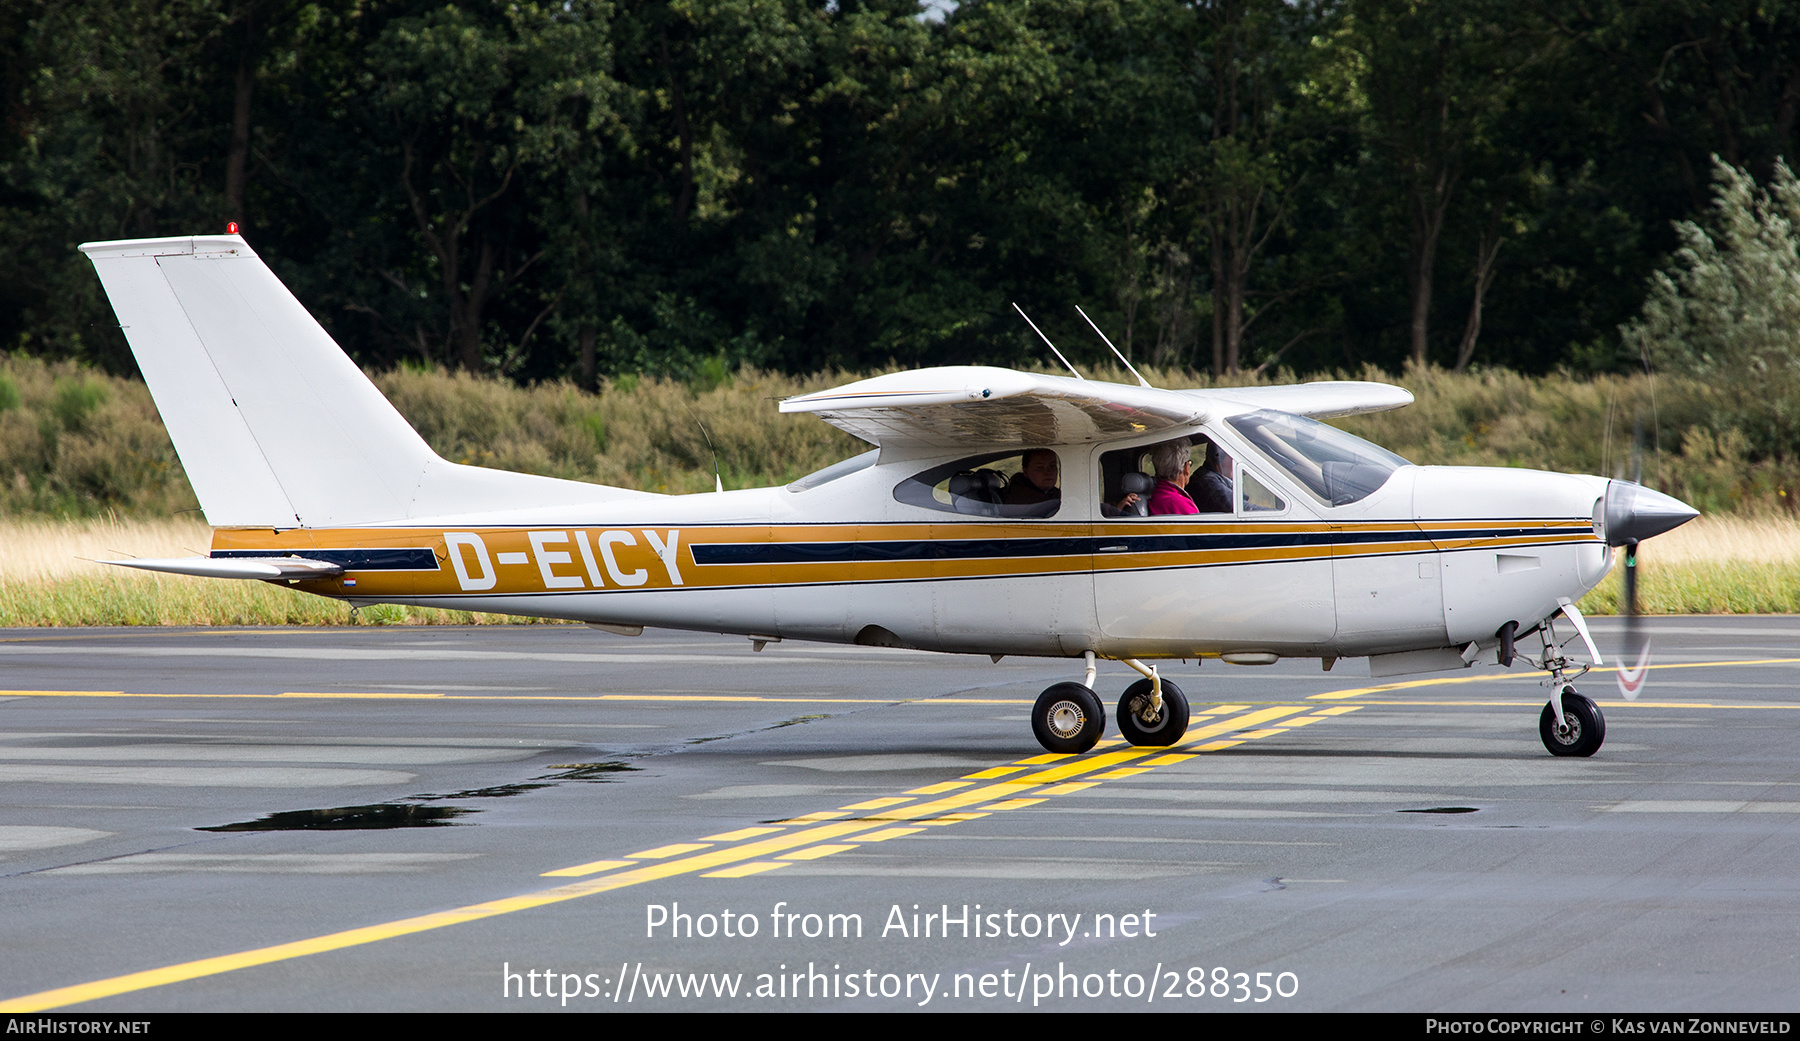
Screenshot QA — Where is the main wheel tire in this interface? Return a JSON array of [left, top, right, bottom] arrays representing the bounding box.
[[1116, 678, 1190, 747], [1539, 688, 1605, 757], [1032, 682, 1105, 754]]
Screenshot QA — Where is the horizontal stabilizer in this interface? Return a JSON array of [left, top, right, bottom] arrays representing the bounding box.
[[99, 556, 345, 580]]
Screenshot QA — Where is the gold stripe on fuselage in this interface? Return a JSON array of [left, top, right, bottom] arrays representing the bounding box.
[[211, 519, 1600, 601]]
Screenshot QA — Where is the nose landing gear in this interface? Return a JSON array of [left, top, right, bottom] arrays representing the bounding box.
[[1540, 687, 1605, 757], [1526, 609, 1606, 757]]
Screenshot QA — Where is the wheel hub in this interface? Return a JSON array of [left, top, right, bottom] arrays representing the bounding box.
[[1553, 715, 1582, 744], [1047, 701, 1086, 739]]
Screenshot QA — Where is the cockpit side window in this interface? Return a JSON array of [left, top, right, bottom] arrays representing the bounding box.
[[893, 450, 1062, 519], [1099, 436, 1236, 518]]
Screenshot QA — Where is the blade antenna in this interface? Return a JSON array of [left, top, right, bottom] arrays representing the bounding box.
[[1012, 303, 1085, 380], [1075, 304, 1152, 388]]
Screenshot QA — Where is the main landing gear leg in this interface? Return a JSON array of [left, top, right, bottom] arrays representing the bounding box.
[[1529, 617, 1606, 757], [1030, 655, 1194, 754]]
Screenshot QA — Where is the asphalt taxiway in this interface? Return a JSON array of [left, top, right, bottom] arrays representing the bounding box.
[[2, 618, 1798, 1012]]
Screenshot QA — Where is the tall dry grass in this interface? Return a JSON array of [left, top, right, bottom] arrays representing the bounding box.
[[5, 355, 1799, 517], [0, 516, 552, 626], [1576, 515, 1800, 615]]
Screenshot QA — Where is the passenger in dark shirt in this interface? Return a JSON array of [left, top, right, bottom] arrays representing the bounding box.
[[1003, 449, 1061, 505], [1190, 438, 1234, 514]]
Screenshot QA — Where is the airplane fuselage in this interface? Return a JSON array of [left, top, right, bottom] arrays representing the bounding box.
[[216, 448, 1614, 672]]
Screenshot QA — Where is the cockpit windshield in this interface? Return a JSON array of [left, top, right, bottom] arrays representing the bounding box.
[[1226, 409, 1410, 506]]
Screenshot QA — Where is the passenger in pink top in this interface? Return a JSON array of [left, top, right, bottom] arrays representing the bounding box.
[[1146, 438, 1199, 516]]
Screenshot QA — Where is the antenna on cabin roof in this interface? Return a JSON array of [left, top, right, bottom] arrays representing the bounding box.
[[1074, 304, 1152, 389], [1011, 303, 1085, 380]]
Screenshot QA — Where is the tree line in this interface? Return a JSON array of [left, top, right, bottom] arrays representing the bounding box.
[[2, 0, 1796, 385]]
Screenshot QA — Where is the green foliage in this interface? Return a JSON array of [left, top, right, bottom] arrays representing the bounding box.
[[0, 357, 196, 516], [1623, 157, 1800, 379], [2, 0, 1798, 382], [50, 376, 108, 432]]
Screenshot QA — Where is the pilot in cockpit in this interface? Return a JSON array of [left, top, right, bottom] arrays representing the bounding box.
[[1003, 448, 1061, 505], [1190, 437, 1234, 513]]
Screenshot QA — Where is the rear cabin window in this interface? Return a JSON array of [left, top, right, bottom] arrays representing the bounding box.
[[893, 450, 1062, 518]]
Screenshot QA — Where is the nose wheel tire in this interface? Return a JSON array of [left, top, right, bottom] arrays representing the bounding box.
[[1117, 678, 1190, 747], [1539, 688, 1605, 757], [1032, 682, 1105, 754]]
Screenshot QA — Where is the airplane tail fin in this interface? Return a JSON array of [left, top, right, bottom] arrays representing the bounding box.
[[81, 235, 651, 527]]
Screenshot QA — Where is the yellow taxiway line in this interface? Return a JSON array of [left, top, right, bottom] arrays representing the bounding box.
[[0, 701, 1356, 1012], [8, 652, 1800, 1010]]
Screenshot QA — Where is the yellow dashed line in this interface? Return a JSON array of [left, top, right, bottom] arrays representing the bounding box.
[[626, 843, 710, 860], [982, 798, 1047, 811], [778, 844, 859, 861], [1306, 658, 1800, 700], [701, 826, 784, 842], [0, 701, 1361, 1012], [14, 654, 1797, 1011], [859, 827, 925, 842], [839, 797, 912, 811], [775, 811, 851, 824], [907, 781, 971, 795], [701, 861, 789, 879], [1179, 706, 1305, 745], [539, 859, 632, 878]]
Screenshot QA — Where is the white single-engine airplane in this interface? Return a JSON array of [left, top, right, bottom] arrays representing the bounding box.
[[82, 234, 1698, 757]]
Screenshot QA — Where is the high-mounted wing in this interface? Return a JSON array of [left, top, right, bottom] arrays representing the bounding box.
[[780, 367, 1415, 449], [1199, 381, 1414, 419], [778, 367, 1208, 449]]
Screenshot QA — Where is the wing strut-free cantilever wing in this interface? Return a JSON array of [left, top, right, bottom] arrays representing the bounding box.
[[778, 366, 1207, 450]]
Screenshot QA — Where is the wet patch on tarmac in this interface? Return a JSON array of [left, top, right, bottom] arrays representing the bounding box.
[[200, 804, 475, 831], [199, 760, 643, 829]]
